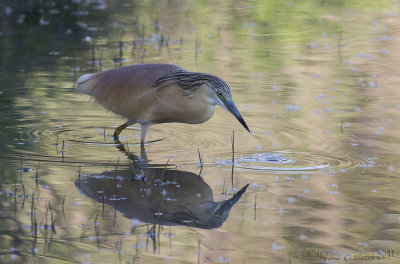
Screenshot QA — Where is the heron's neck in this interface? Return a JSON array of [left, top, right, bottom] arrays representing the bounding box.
[[201, 84, 218, 105]]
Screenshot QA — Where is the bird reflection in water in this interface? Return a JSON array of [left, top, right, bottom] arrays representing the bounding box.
[[75, 145, 248, 230]]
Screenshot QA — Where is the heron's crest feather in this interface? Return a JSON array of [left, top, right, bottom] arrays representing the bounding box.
[[138, 70, 230, 99]]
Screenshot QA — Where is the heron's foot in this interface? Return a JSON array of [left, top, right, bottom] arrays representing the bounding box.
[[113, 128, 123, 140], [113, 121, 133, 140], [113, 137, 122, 145]]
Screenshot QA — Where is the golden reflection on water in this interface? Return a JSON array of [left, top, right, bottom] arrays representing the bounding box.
[[1, 0, 400, 263]]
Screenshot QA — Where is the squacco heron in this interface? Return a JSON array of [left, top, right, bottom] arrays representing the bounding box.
[[77, 64, 250, 143]]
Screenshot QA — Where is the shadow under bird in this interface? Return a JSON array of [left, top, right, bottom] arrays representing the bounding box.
[[77, 64, 251, 143]]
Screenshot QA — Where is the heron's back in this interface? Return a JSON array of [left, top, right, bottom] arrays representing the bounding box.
[[77, 64, 183, 120]]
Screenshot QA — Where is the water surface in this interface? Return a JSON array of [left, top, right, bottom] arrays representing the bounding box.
[[1, 0, 400, 263]]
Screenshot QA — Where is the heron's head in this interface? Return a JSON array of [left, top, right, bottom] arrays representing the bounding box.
[[208, 76, 251, 133], [152, 70, 251, 133]]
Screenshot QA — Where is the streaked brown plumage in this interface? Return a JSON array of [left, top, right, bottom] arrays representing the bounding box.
[[77, 63, 250, 144]]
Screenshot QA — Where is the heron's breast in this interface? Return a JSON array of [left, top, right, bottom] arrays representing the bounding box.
[[149, 87, 216, 124]]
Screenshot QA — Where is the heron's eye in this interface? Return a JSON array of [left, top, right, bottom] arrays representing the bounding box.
[[217, 91, 223, 97]]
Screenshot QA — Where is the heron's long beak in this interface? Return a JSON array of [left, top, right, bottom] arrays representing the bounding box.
[[223, 99, 251, 133]]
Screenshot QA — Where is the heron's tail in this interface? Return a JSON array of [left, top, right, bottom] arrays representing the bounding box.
[[77, 73, 98, 95]]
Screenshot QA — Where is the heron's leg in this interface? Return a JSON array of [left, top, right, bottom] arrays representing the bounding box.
[[140, 144, 148, 163], [140, 123, 152, 145], [113, 120, 135, 139]]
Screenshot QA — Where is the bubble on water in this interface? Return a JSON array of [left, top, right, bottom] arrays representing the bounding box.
[[236, 153, 294, 164], [18, 167, 33, 172], [251, 183, 264, 189], [17, 14, 25, 23], [388, 166, 394, 172], [164, 232, 175, 238], [272, 85, 280, 91], [272, 242, 285, 250], [288, 197, 296, 203], [73, 10, 89, 16], [299, 234, 309, 240], [357, 242, 369, 247], [218, 256, 230, 262], [76, 21, 87, 28], [309, 42, 318, 49], [131, 218, 140, 227], [277, 208, 288, 215], [381, 49, 389, 54], [285, 105, 300, 111], [29, 248, 39, 254], [371, 190, 377, 193], [83, 36, 92, 42], [369, 81, 375, 88], [5, 6, 13, 15], [39, 18, 49, 26]]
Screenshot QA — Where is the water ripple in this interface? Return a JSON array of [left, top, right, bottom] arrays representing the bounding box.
[[214, 151, 363, 173]]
